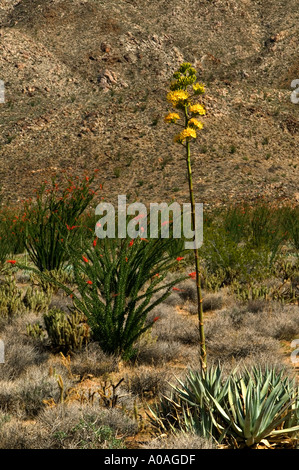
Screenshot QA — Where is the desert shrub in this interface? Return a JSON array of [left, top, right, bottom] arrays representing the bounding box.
[[219, 202, 286, 252], [42, 308, 91, 353], [204, 306, 281, 361], [163, 291, 185, 307], [207, 328, 280, 360], [69, 342, 119, 378], [142, 431, 216, 449], [0, 318, 48, 380], [202, 293, 223, 312], [0, 274, 25, 322], [19, 172, 99, 272], [0, 366, 70, 419], [134, 340, 182, 366], [176, 280, 198, 303], [0, 401, 136, 449], [280, 204, 299, 250], [241, 305, 299, 341], [0, 206, 25, 268], [37, 402, 137, 449], [58, 223, 187, 360], [198, 203, 298, 295], [16, 368, 66, 418], [200, 227, 269, 287], [0, 418, 43, 449], [247, 202, 283, 251], [246, 299, 268, 313], [0, 381, 21, 417], [149, 305, 198, 346], [221, 204, 250, 244], [126, 367, 170, 398]]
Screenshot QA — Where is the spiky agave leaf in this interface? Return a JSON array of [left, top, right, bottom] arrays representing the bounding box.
[[206, 366, 299, 447]]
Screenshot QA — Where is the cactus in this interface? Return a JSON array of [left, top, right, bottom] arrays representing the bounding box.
[[43, 308, 90, 353], [22, 285, 52, 313], [26, 322, 46, 340], [29, 268, 75, 295], [0, 275, 25, 318]]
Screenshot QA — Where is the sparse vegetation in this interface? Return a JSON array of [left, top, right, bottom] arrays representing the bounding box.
[[0, 169, 298, 449], [0, 0, 298, 450]]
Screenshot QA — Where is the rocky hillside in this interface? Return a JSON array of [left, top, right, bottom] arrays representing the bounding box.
[[0, 0, 298, 207]]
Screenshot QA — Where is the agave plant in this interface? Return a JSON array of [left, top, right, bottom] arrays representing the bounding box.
[[208, 366, 299, 447], [148, 364, 230, 440], [172, 365, 231, 439], [149, 364, 299, 448]]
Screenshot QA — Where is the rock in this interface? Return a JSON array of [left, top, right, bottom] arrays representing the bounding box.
[[240, 70, 249, 79], [97, 69, 117, 89], [124, 53, 137, 64], [100, 42, 111, 53]]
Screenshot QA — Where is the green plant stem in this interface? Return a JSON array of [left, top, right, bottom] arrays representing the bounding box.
[[184, 109, 206, 370]]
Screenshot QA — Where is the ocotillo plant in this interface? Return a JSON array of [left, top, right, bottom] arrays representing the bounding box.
[[165, 62, 207, 370], [64, 226, 187, 360], [20, 172, 99, 272]]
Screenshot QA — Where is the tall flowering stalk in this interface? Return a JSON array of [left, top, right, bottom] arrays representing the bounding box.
[[165, 62, 207, 370]]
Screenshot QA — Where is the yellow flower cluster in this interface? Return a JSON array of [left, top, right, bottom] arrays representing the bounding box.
[[167, 90, 189, 106], [189, 104, 206, 115], [193, 83, 205, 94], [188, 118, 203, 130], [174, 127, 197, 143], [164, 112, 180, 123]]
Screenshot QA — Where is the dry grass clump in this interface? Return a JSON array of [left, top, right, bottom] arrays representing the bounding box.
[[142, 431, 217, 449], [163, 291, 185, 307], [242, 304, 299, 341], [0, 381, 22, 418], [0, 315, 49, 381], [149, 306, 199, 345], [69, 342, 119, 379], [37, 402, 137, 449], [134, 340, 182, 366], [125, 367, 171, 398], [0, 365, 72, 419], [206, 302, 299, 344], [204, 305, 282, 361], [175, 280, 198, 304], [187, 292, 224, 314], [202, 293, 224, 312], [246, 299, 268, 313], [16, 366, 73, 418], [0, 401, 137, 449], [0, 417, 44, 449]]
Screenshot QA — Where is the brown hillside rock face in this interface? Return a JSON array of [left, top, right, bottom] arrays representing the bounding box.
[[0, 0, 298, 206]]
